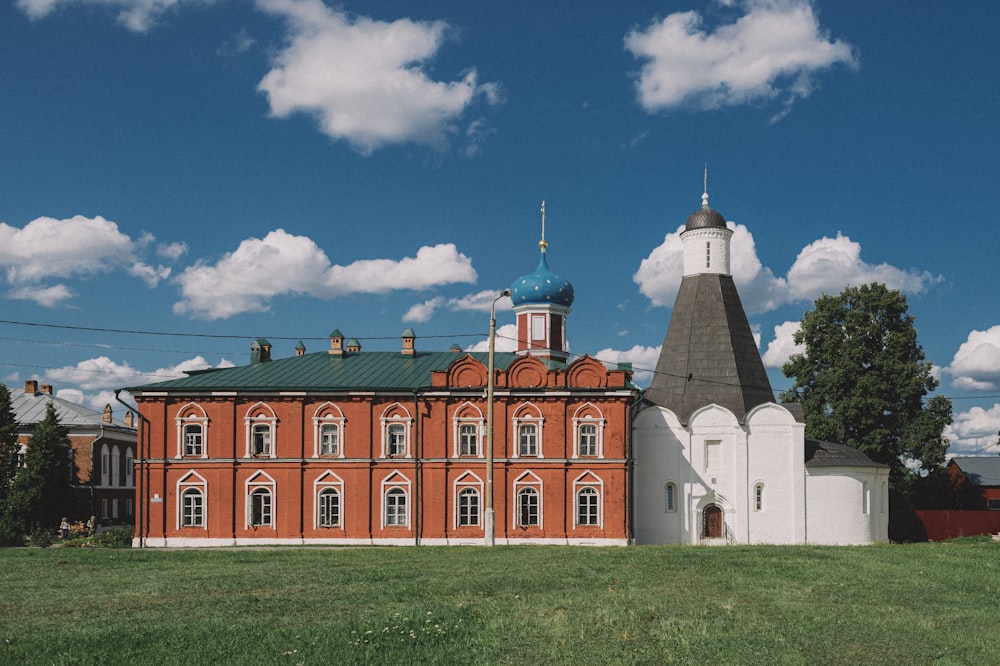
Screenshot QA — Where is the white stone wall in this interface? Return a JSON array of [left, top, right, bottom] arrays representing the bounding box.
[[681, 226, 733, 276], [805, 467, 890, 545]]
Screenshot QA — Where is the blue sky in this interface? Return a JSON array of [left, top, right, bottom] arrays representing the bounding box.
[[2, 0, 999, 456]]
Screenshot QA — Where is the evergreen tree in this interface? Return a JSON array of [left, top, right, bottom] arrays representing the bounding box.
[[0, 384, 20, 544], [781, 283, 952, 490], [4, 402, 75, 541]]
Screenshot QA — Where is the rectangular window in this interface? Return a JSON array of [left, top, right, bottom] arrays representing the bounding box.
[[385, 489, 407, 526], [665, 483, 676, 513], [519, 424, 538, 457], [577, 488, 599, 526], [459, 424, 478, 456], [101, 498, 109, 519], [988, 499, 1000, 511], [252, 424, 271, 456], [518, 488, 539, 526], [182, 490, 203, 527], [458, 489, 479, 526], [578, 424, 598, 457], [754, 484, 764, 512], [250, 489, 272, 526], [318, 489, 340, 527], [387, 424, 406, 457], [184, 424, 203, 456], [126, 498, 134, 517], [112, 499, 119, 518], [320, 424, 339, 456], [706, 241, 711, 268]]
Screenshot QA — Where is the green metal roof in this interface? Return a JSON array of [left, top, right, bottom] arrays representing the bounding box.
[[127, 351, 566, 393]]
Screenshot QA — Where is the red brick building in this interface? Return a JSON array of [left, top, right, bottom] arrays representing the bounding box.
[[128, 241, 639, 546]]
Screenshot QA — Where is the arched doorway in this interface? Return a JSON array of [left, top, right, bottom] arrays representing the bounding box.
[[702, 504, 723, 539]]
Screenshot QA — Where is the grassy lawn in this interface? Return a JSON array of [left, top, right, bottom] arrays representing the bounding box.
[[1, 540, 997, 665]]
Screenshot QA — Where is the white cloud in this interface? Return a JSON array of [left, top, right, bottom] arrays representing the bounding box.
[[0, 215, 177, 306], [403, 297, 445, 324], [635, 224, 940, 316], [404, 290, 513, 322], [592, 344, 662, 386], [15, 0, 208, 32], [625, 0, 858, 114], [157, 241, 189, 261], [946, 325, 1000, 391], [465, 323, 518, 353], [173, 229, 477, 319], [761, 320, 803, 368], [256, 0, 500, 154], [944, 404, 1000, 457]]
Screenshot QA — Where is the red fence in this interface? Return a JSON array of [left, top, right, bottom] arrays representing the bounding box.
[[914, 510, 1000, 541]]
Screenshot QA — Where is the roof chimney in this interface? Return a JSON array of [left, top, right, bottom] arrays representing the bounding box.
[[124, 411, 135, 428], [250, 338, 272, 364], [346, 338, 361, 353], [41, 384, 53, 395], [24, 379, 38, 395], [328, 329, 344, 356], [295, 341, 306, 356], [103, 404, 113, 424], [401, 328, 416, 356]]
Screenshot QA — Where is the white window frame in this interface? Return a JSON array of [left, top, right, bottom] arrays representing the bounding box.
[[512, 407, 544, 459], [572, 405, 605, 458], [753, 482, 765, 512], [313, 472, 344, 529], [452, 403, 484, 459], [100, 444, 110, 487], [380, 404, 413, 459], [312, 403, 346, 459], [665, 482, 677, 513], [175, 403, 209, 459], [513, 471, 543, 529], [576, 487, 600, 527], [381, 473, 411, 529], [573, 472, 604, 528], [111, 446, 121, 487], [244, 403, 277, 459], [177, 472, 208, 529], [453, 472, 483, 529], [246, 471, 276, 528]]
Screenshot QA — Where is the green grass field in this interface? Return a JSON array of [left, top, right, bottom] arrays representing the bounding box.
[[1, 540, 997, 665]]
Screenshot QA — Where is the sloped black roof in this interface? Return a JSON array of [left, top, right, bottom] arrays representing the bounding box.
[[805, 439, 886, 468]]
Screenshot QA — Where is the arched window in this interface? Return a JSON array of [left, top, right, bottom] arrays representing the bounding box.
[[665, 482, 677, 513], [317, 488, 340, 527], [100, 444, 110, 486], [517, 487, 539, 526], [181, 488, 204, 527], [457, 487, 480, 526], [385, 488, 408, 526], [244, 403, 277, 459], [111, 446, 121, 486], [576, 487, 599, 526], [125, 448, 134, 487], [250, 487, 272, 527], [753, 482, 764, 512]]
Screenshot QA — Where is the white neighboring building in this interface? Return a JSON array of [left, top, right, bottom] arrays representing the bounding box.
[[633, 190, 889, 545]]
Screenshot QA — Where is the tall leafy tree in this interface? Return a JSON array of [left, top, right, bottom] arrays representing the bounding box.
[[0, 384, 20, 544], [781, 283, 952, 488], [4, 402, 75, 540]]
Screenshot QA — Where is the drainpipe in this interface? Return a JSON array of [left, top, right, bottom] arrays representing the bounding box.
[[412, 388, 421, 546], [626, 391, 643, 546], [114, 391, 144, 548]]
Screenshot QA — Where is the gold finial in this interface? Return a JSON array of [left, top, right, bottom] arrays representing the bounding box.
[[539, 200, 548, 252]]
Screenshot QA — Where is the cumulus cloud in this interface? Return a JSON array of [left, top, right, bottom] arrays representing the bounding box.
[[173, 229, 477, 319], [592, 344, 662, 386], [0, 215, 178, 306], [15, 0, 208, 32], [946, 325, 1000, 391], [256, 0, 500, 154], [625, 0, 858, 115], [761, 320, 803, 368], [944, 404, 1000, 456], [634, 223, 940, 316], [465, 323, 518, 353], [404, 290, 512, 323]]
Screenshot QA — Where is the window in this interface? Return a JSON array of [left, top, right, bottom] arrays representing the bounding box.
[[665, 482, 677, 513], [100, 444, 110, 486], [863, 482, 870, 515], [576, 487, 599, 526], [706, 240, 711, 268], [578, 424, 598, 457], [183, 424, 203, 456], [385, 488, 407, 526], [250, 487, 272, 526], [126, 498, 133, 517], [317, 488, 340, 527], [182, 488, 204, 527], [101, 498, 109, 519], [754, 483, 764, 512], [459, 424, 479, 456], [705, 440, 721, 472], [458, 487, 479, 526], [251, 424, 271, 456], [517, 488, 539, 527], [387, 423, 406, 457], [112, 499, 119, 518], [111, 447, 121, 486], [519, 424, 538, 457], [320, 424, 339, 456], [988, 499, 1000, 511], [125, 449, 134, 486]]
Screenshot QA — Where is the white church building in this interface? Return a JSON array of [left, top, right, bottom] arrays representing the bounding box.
[[632, 190, 889, 545]]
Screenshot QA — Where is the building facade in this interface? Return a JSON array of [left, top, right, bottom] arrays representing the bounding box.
[[12, 379, 137, 526], [128, 239, 639, 546]]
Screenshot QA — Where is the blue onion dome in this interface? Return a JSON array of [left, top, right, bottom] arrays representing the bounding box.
[[510, 251, 575, 307], [685, 190, 727, 231]]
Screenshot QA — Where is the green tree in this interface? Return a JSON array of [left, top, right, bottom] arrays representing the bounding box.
[[4, 402, 75, 541], [0, 384, 20, 544], [780, 283, 952, 489]]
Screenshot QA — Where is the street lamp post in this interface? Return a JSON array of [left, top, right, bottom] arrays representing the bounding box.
[[485, 288, 511, 547]]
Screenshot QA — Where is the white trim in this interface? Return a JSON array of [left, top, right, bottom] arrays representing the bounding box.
[[379, 403, 413, 459], [177, 470, 207, 530], [135, 537, 630, 548], [245, 470, 276, 529], [312, 402, 346, 459], [512, 403, 544, 459], [513, 470, 543, 529], [453, 471, 484, 529], [572, 403, 605, 459], [175, 403, 209, 459], [452, 402, 485, 459], [380, 471, 411, 529], [572, 471, 604, 529], [313, 471, 344, 530], [244, 402, 277, 459]]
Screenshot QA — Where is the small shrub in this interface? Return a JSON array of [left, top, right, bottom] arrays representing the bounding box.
[[26, 527, 53, 548], [61, 526, 133, 549]]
